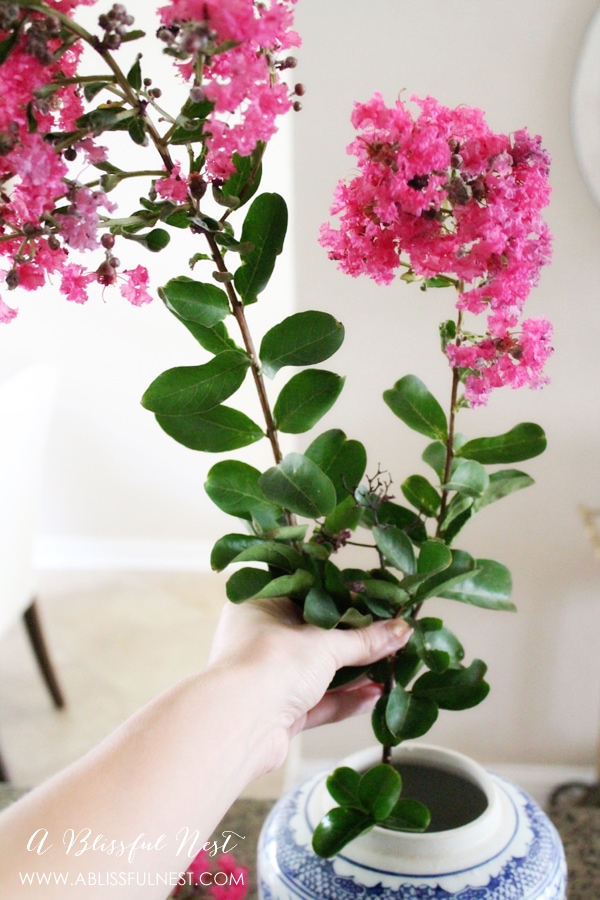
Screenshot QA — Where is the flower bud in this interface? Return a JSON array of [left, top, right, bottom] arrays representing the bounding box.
[[96, 260, 117, 285]]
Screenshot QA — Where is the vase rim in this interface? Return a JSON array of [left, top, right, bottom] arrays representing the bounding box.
[[309, 742, 518, 870]]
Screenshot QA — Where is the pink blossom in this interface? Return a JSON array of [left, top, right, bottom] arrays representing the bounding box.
[[56, 186, 116, 253], [210, 853, 249, 900], [155, 164, 189, 203], [0, 296, 18, 324], [60, 263, 94, 304], [321, 92, 552, 404], [157, 0, 300, 179], [119, 266, 153, 306]]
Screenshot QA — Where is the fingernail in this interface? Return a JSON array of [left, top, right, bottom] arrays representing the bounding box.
[[388, 618, 413, 641]]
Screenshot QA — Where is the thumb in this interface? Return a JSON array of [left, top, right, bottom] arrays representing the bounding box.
[[329, 617, 413, 670]]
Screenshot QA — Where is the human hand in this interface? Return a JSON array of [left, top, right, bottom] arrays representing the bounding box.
[[207, 598, 412, 771]]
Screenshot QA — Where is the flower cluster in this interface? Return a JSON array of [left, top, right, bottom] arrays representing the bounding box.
[[171, 849, 248, 900], [320, 93, 553, 405], [0, 0, 299, 321], [157, 0, 300, 179]]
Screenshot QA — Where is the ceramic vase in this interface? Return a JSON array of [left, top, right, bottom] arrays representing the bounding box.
[[258, 743, 567, 900]]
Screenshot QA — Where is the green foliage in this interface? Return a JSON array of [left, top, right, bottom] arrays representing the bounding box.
[[160, 277, 229, 327], [273, 370, 345, 434], [155, 405, 263, 452], [312, 763, 429, 856], [142, 351, 249, 415], [456, 423, 547, 464], [259, 453, 337, 518], [305, 430, 367, 503], [383, 375, 448, 441], [260, 311, 345, 379], [233, 193, 288, 303]]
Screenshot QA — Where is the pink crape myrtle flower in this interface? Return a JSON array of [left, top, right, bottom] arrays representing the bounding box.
[[60, 263, 95, 304], [156, 0, 300, 179], [155, 163, 190, 203], [0, 296, 18, 324], [119, 266, 153, 306], [446, 316, 554, 406], [321, 92, 553, 404], [172, 848, 249, 900], [0, 11, 117, 320]]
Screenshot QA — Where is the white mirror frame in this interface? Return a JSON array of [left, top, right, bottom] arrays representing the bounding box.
[[572, 7, 600, 208]]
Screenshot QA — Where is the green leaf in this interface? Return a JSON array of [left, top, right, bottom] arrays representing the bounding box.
[[127, 57, 142, 90], [233, 193, 288, 303], [373, 526, 416, 575], [376, 502, 428, 544], [439, 558, 515, 611], [0, 29, 19, 65], [326, 767, 361, 808], [251, 568, 314, 600], [176, 319, 240, 356], [210, 534, 263, 571], [273, 370, 344, 434], [382, 685, 439, 741], [456, 423, 547, 464], [142, 351, 249, 415], [383, 798, 431, 832], [361, 579, 410, 614], [266, 524, 308, 542], [358, 765, 402, 820], [413, 659, 490, 709], [156, 405, 263, 452], [323, 496, 361, 534], [401, 475, 441, 516], [312, 807, 373, 859], [439, 494, 474, 532], [219, 149, 263, 209], [305, 430, 367, 504], [442, 459, 489, 498], [417, 540, 453, 576], [259, 453, 337, 518], [338, 608, 373, 628], [259, 311, 345, 379], [160, 277, 229, 327], [205, 460, 280, 520], [231, 541, 303, 571], [304, 588, 341, 629], [383, 375, 448, 441], [422, 441, 447, 480], [414, 549, 478, 602], [474, 469, 535, 511], [84, 81, 113, 102], [128, 116, 148, 146], [226, 567, 272, 603], [226, 567, 313, 603], [411, 617, 465, 673]]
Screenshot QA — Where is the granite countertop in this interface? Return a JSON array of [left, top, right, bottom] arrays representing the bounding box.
[[2, 785, 599, 899]]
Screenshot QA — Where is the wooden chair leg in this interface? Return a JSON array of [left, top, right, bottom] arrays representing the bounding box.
[[0, 745, 9, 783], [22, 600, 65, 709]]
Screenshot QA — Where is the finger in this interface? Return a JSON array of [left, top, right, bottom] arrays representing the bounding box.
[[328, 617, 413, 670], [303, 683, 383, 731]]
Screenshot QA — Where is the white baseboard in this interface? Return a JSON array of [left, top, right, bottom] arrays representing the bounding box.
[[34, 536, 213, 572], [287, 755, 597, 810]]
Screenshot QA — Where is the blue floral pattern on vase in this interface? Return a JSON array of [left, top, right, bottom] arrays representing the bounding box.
[[258, 766, 566, 900]]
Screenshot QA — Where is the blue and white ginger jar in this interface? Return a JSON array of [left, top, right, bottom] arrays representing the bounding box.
[[258, 743, 567, 900]]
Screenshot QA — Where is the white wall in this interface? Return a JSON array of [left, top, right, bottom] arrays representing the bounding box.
[[1, 0, 599, 770], [291, 0, 600, 770]]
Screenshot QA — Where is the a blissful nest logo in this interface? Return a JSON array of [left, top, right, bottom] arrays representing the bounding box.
[[20, 826, 247, 890]]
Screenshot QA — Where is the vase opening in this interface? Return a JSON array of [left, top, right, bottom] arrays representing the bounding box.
[[394, 762, 489, 832]]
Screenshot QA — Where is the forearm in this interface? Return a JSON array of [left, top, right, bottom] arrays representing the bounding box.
[[0, 663, 274, 899]]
